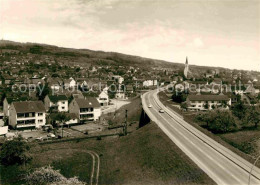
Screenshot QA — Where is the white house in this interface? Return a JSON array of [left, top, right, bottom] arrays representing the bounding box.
[[44, 95, 69, 112], [115, 90, 126, 99], [112, 75, 124, 84], [143, 80, 157, 87], [64, 78, 77, 89], [9, 101, 46, 129], [186, 94, 231, 111], [98, 91, 109, 106], [69, 97, 101, 122]]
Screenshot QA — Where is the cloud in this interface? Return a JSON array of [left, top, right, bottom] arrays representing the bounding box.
[[193, 37, 204, 48]]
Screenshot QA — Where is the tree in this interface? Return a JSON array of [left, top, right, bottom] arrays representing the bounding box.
[[37, 84, 50, 101], [196, 110, 237, 133], [208, 110, 237, 133], [0, 136, 31, 166], [244, 106, 260, 128], [181, 102, 188, 111], [172, 92, 187, 103], [51, 113, 71, 137], [231, 101, 246, 120]]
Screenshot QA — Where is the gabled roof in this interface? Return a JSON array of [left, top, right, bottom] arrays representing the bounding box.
[[48, 95, 68, 103], [74, 97, 100, 108], [13, 101, 46, 113], [6, 97, 29, 104], [187, 95, 229, 101]]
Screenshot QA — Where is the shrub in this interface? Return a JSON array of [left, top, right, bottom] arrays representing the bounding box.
[[25, 166, 85, 185], [195, 110, 238, 133], [0, 136, 31, 166]]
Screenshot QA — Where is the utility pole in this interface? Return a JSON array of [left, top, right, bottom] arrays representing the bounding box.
[[123, 109, 128, 136]]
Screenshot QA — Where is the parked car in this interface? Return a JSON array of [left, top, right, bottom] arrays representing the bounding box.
[[148, 104, 152, 108], [47, 133, 56, 138]]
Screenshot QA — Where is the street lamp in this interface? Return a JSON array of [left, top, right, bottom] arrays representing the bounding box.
[[248, 154, 260, 185]]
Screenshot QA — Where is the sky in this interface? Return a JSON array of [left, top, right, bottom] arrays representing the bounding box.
[[0, 0, 259, 70]]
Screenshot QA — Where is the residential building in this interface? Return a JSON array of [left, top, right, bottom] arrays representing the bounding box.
[[143, 80, 157, 87], [9, 101, 46, 129], [69, 97, 101, 122], [186, 94, 231, 111], [112, 75, 124, 84], [63, 78, 77, 89], [3, 97, 28, 117], [115, 90, 126, 99], [98, 91, 109, 106], [44, 95, 68, 112]]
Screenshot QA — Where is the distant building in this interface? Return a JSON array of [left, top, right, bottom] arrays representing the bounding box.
[[186, 94, 231, 111], [184, 57, 189, 78], [9, 101, 46, 129], [44, 95, 68, 112], [98, 91, 109, 106], [69, 97, 101, 122], [115, 90, 126, 99], [143, 80, 157, 87], [112, 75, 124, 84]]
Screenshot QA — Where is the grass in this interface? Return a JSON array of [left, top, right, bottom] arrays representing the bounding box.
[[218, 129, 260, 155], [0, 124, 215, 185], [102, 96, 142, 126]]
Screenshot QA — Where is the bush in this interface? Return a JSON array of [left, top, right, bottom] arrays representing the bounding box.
[[195, 110, 238, 133], [25, 166, 85, 185], [0, 136, 31, 166]]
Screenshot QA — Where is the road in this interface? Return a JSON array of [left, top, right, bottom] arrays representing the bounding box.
[[86, 150, 100, 185], [142, 89, 260, 185]]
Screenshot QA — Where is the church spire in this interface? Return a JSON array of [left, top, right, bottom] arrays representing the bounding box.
[[185, 56, 188, 64]]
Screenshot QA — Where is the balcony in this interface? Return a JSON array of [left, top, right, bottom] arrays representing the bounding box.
[[80, 108, 94, 113]]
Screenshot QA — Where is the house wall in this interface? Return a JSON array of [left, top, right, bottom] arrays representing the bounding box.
[[187, 98, 231, 111], [98, 92, 109, 106], [57, 100, 68, 112], [69, 99, 80, 118], [8, 104, 17, 128], [3, 98, 10, 116], [44, 96, 51, 111], [94, 108, 101, 121]]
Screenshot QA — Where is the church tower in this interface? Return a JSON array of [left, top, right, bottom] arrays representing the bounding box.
[[184, 56, 189, 78]]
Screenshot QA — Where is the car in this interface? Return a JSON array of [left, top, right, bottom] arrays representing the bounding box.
[[35, 137, 43, 141], [159, 109, 165, 113], [148, 104, 152, 108], [47, 133, 56, 138]]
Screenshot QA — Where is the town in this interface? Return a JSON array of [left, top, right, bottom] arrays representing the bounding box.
[[0, 0, 260, 184]]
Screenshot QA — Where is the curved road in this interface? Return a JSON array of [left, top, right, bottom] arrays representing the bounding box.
[[86, 150, 100, 185], [142, 89, 260, 185]]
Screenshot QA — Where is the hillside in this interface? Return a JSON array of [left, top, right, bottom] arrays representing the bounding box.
[[0, 40, 230, 72], [0, 123, 216, 185]]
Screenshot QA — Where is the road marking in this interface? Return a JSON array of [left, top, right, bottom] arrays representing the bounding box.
[[143, 92, 247, 184]]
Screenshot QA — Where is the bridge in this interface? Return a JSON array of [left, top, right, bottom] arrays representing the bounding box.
[[141, 88, 260, 185]]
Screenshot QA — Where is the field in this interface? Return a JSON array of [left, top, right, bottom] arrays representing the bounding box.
[[0, 122, 215, 185], [0, 96, 215, 185]]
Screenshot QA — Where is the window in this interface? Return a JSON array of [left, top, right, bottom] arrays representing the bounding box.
[[38, 113, 43, 116], [62, 101, 65, 104], [38, 119, 43, 123], [62, 106, 65, 109]]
